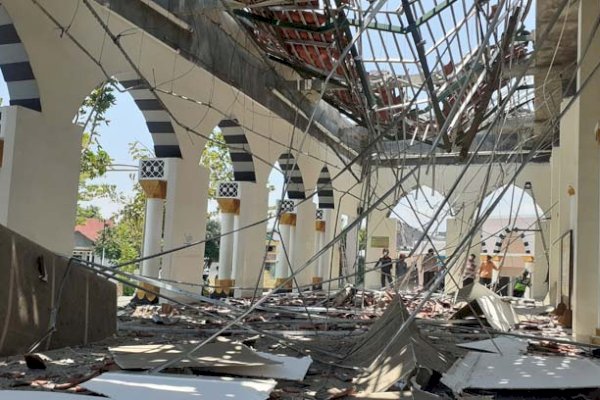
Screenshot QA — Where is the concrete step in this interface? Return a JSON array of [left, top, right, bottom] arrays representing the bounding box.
[[591, 335, 600, 345]]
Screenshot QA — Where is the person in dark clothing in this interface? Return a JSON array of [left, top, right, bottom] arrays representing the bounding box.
[[376, 249, 393, 288], [462, 254, 478, 287], [513, 270, 531, 298], [421, 248, 437, 288], [396, 253, 408, 279]]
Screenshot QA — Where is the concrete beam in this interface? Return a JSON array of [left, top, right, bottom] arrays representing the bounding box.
[[97, 0, 361, 158]]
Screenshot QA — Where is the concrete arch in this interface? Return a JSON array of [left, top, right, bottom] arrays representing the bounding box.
[[317, 165, 334, 209], [493, 227, 532, 256], [481, 232, 489, 253], [385, 184, 456, 219], [118, 74, 181, 158], [217, 119, 256, 182], [278, 152, 305, 199], [0, 5, 41, 111]]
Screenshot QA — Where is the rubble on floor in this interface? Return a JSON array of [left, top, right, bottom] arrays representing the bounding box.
[[1, 287, 599, 399]]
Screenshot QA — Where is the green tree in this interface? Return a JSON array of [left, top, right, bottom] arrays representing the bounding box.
[[77, 205, 103, 221], [95, 142, 150, 295], [204, 218, 221, 261], [76, 81, 117, 224], [200, 129, 234, 260], [200, 129, 233, 200]]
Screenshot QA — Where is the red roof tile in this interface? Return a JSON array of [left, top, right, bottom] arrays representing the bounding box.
[[75, 218, 112, 242]]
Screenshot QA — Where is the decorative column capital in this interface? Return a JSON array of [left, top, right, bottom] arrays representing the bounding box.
[[139, 159, 168, 199], [281, 213, 297, 226], [217, 182, 241, 214], [315, 209, 327, 231], [278, 199, 296, 213], [315, 221, 325, 232], [278, 199, 296, 226], [217, 198, 241, 214]]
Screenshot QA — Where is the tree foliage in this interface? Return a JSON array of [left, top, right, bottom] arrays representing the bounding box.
[[76, 81, 118, 224], [198, 129, 235, 261], [204, 218, 221, 261], [200, 129, 233, 200], [94, 142, 150, 295]]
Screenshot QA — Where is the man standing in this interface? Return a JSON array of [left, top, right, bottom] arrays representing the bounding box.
[[420, 249, 437, 289], [395, 253, 408, 287], [513, 270, 531, 298], [462, 254, 478, 287], [376, 249, 393, 288], [479, 255, 498, 287]]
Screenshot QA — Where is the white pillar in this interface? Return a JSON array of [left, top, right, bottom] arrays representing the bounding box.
[[231, 213, 241, 285], [313, 209, 326, 289], [141, 198, 164, 278], [531, 220, 550, 300], [218, 212, 235, 280], [275, 201, 295, 290], [558, 99, 577, 309], [293, 197, 316, 288], [289, 222, 296, 271], [548, 147, 561, 305], [215, 195, 239, 297], [276, 222, 292, 282], [134, 159, 169, 304], [571, 0, 600, 341], [345, 214, 359, 285], [234, 182, 269, 298], [0, 106, 81, 254], [162, 160, 209, 300]]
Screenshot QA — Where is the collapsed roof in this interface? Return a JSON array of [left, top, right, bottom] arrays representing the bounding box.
[[231, 0, 536, 157]]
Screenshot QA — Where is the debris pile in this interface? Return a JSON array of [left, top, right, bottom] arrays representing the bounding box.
[[2, 287, 600, 399]]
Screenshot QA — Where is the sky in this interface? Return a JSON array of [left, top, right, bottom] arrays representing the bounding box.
[[392, 185, 542, 233]]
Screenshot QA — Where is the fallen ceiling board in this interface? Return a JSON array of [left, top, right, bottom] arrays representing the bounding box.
[[81, 372, 276, 400], [457, 337, 528, 354], [456, 283, 497, 303], [452, 285, 519, 332], [110, 342, 280, 369], [0, 392, 98, 399], [351, 392, 414, 399], [476, 296, 519, 332], [348, 297, 453, 393], [442, 352, 600, 393], [208, 352, 312, 381]]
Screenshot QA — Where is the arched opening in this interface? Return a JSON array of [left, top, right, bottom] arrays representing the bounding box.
[[200, 119, 257, 297], [480, 183, 546, 296], [390, 186, 454, 257], [73, 79, 159, 298], [201, 121, 250, 292], [264, 153, 307, 289]]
